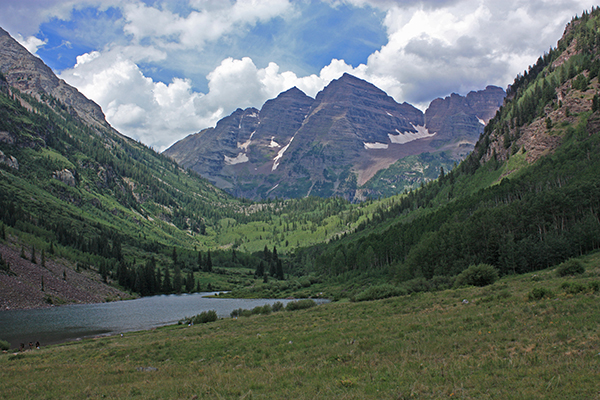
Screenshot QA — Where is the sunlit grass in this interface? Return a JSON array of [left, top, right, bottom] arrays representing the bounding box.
[[2, 255, 600, 399]]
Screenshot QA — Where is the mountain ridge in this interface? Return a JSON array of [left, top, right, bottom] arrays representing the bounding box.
[[164, 73, 505, 200]]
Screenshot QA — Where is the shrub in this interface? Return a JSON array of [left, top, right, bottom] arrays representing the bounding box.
[[182, 310, 218, 324], [556, 259, 585, 277], [0, 339, 10, 351], [454, 264, 499, 288], [353, 284, 406, 302], [561, 282, 587, 294], [272, 301, 284, 312], [528, 287, 554, 301], [285, 299, 316, 311], [430, 275, 454, 291], [589, 281, 600, 292], [402, 278, 431, 294]]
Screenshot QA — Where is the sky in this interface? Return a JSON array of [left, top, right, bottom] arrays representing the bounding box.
[[0, 0, 594, 151]]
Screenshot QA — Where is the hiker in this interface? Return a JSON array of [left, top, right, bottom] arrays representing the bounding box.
[[36, 341, 40, 349], [28, 342, 33, 350]]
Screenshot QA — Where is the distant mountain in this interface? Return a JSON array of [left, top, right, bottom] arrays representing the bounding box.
[[292, 9, 600, 288], [164, 74, 505, 200]]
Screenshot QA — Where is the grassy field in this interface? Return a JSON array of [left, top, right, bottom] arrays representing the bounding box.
[[1, 253, 600, 399]]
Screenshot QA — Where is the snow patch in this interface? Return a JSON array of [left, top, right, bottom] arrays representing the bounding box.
[[272, 136, 294, 171], [267, 183, 279, 194], [364, 142, 389, 150], [224, 153, 249, 165], [269, 136, 280, 148], [386, 112, 393, 117], [477, 116, 486, 125], [388, 124, 436, 144]]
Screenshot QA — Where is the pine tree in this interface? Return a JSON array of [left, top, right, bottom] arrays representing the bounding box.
[[162, 267, 172, 293], [186, 270, 194, 292], [204, 250, 213, 272], [256, 261, 265, 277], [276, 259, 284, 280], [31, 245, 37, 264], [41, 249, 46, 268], [172, 247, 178, 266]]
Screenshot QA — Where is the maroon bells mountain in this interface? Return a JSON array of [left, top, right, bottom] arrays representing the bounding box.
[[164, 73, 505, 200]]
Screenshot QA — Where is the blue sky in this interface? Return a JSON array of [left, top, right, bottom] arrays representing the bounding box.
[[0, 0, 593, 150]]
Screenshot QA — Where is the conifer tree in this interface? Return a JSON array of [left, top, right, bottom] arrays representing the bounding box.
[[173, 264, 183, 293], [276, 259, 284, 280], [186, 270, 194, 292], [41, 249, 46, 268], [256, 261, 265, 277], [31, 245, 37, 264], [204, 250, 213, 272], [162, 267, 172, 293]]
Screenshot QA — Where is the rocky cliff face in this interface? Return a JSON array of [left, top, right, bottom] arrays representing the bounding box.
[[165, 74, 505, 200], [0, 27, 110, 132], [425, 86, 506, 144]]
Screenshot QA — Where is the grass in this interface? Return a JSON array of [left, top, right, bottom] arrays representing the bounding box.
[[2, 254, 600, 399]]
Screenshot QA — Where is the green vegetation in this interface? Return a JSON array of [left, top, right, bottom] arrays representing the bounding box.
[[2, 257, 600, 399], [556, 258, 585, 276], [453, 264, 499, 288], [179, 310, 218, 325]]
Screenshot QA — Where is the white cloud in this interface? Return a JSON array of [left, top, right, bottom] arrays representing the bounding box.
[[4, 0, 595, 151], [14, 34, 47, 55], [122, 0, 294, 50]]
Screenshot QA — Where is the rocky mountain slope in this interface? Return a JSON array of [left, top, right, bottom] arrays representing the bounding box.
[[165, 74, 505, 201], [0, 27, 109, 132]]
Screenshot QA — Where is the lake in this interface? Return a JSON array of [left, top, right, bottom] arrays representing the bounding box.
[[0, 293, 323, 349]]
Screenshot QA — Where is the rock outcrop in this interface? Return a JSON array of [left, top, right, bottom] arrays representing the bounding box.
[[0, 150, 18, 169], [52, 169, 76, 187]]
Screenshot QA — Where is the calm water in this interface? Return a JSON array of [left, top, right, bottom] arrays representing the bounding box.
[[0, 293, 322, 348]]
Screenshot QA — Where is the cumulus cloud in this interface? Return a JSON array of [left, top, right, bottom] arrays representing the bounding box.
[[2, 0, 595, 150], [122, 0, 294, 50], [14, 34, 48, 55]]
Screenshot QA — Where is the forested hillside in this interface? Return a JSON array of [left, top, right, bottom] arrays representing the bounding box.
[[0, 75, 395, 302], [287, 9, 600, 298]]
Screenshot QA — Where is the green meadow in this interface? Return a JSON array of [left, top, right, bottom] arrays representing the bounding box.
[[2, 252, 599, 399]]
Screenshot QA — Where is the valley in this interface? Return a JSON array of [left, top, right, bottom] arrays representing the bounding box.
[[1, 7, 600, 399]]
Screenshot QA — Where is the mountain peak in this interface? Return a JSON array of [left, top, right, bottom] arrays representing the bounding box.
[[0, 27, 109, 131]]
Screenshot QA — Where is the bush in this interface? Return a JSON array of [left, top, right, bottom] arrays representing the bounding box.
[[182, 310, 218, 324], [561, 282, 587, 294], [285, 299, 316, 311], [353, 284, 406, 302], [454, 264, 499, 288], [402, 278, 432, 294], [272, 301, 284, 312], [528, 287, 554, 301], [589, 281, 600, 292], [0, 339, 10, 351], [556, 259, 585, 277]]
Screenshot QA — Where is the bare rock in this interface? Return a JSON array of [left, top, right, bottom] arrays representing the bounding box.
[[52, 169, 76, 186], [0, 150, 18, 169]]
